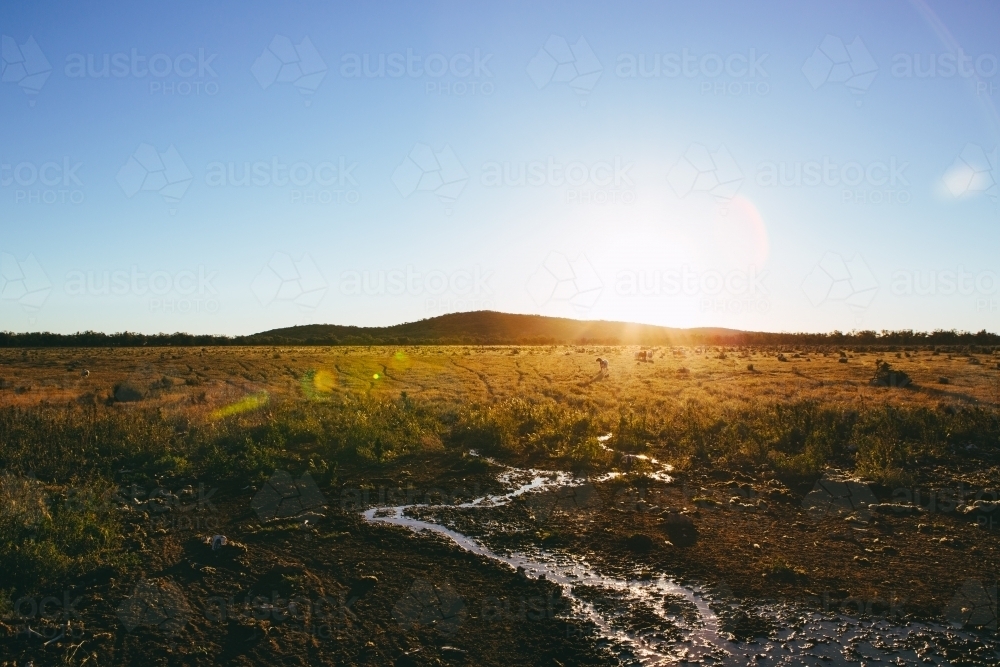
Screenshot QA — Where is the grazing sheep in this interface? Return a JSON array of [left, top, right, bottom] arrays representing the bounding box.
[[596, 357, 609, 375], [81, 369, 90, 377]]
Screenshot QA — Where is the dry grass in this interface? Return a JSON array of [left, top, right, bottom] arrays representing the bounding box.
[[0, 345, 996, 594], [1, 345, 997, 414]]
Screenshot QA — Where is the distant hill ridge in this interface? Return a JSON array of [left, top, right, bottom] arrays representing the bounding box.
[[0, 311, 997, 347], [254, 311, 742, 345]]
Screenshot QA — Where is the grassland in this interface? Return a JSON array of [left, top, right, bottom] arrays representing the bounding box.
[[0, 344, 998, 665], [3, 342, 998, 409]]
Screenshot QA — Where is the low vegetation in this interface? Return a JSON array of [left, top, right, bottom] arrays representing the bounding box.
[[1, 357, 997, 599]]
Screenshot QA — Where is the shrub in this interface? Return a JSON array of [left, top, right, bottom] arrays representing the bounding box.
[[869, 360, 911, 388]]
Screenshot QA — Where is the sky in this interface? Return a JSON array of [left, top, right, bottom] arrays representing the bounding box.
[[1, 0, 999, 335]]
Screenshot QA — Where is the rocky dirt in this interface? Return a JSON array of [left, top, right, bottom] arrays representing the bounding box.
[[3, 450, 1000, 665]]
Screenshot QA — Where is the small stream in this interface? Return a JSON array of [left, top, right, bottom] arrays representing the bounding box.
[[362, 458, 999, 665]]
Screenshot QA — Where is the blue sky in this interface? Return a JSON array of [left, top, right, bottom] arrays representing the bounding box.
[[1, 0, 999, 335]]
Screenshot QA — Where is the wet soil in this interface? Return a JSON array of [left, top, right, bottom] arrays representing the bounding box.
[[3, 450, 999, 666]]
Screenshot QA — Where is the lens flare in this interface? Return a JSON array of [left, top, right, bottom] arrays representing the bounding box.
[[312, 369, 336, 393], [301, 369, 337, 400], [696, 194, 770, 268], [210, 391, 268, 420], [389, 349, 412, 372]]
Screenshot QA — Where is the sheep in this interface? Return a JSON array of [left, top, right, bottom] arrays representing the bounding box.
[[620, 453, 640, 469]]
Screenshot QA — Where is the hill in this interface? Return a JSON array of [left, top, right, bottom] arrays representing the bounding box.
[[0, 310, 997, 347], [250, 311, 742, 345]]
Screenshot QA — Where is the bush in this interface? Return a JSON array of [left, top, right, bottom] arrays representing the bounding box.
[[869, 360, 911, 388]]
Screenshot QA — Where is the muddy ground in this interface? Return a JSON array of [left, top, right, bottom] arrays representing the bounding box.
[[6, 449, 996, 666]]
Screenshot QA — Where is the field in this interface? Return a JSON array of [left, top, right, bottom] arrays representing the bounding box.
[[1, 344, 999, 665]]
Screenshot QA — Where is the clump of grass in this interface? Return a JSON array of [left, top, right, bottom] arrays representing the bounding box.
[[0, 405, 178, 481], [451, 397, 611, 467], [326, 394, 438, 463], [0, 474, 128, 596], [612, 404, 655, 453], [762, 557, 806, 582]]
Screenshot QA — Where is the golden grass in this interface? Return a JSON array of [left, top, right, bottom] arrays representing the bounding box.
[[0, 345, 996, 418]]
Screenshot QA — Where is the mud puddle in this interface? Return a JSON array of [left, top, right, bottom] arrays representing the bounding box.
[[363, 457, 999, 665]]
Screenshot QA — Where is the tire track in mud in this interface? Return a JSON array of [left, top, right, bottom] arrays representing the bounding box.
[[450, 359, 495, 398]]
